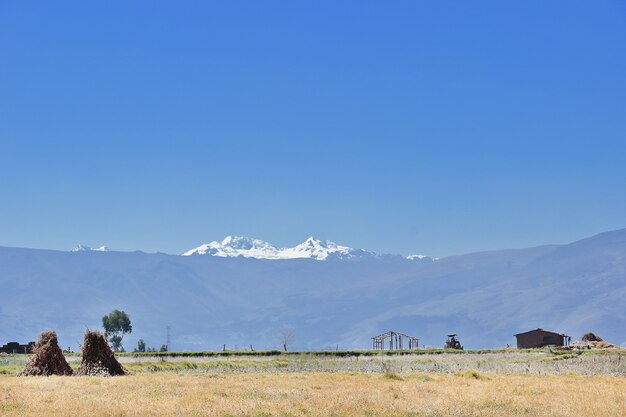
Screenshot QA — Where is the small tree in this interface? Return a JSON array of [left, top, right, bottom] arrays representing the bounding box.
[[135, 339, 146, 353], [102, 309, 132, 352], [159, 344, 168, 352]]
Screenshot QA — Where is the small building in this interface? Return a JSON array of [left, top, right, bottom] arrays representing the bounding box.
[[372, 331, 419, 350], [0, 341, 35, 354], [514, 328, 570, 349]]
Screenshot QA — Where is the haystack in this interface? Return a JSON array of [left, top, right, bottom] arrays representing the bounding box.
[[76, 330, 125, 376], [571, 332, 618, 349], [582, 332, 603, 342], [18, 331, 73, 376]]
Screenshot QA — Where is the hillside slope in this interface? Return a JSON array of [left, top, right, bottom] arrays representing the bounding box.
[[1, 230, 625, 350]]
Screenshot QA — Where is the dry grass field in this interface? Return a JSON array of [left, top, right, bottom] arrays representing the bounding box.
[[1, 372, 625, 416], [1, 351, 625, 416]]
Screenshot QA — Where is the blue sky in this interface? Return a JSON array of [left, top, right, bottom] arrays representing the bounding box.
[[1, 1, 625, 257]]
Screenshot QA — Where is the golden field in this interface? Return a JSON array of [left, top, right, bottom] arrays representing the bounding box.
[[1, 371, 625, 417]]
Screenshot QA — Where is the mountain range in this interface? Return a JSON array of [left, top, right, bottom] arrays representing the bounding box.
[[181, 236, 383, 261], [1, 230, 625, 351]]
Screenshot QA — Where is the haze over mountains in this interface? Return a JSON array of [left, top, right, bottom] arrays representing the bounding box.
[[1, 230, 625, 351]]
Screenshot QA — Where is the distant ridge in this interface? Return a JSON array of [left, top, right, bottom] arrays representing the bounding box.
[[65, 236, 434, 261], [1, 228, 625, 350]]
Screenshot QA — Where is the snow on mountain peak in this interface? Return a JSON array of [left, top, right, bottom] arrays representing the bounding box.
[[220, 236, 276, 251], [406, 254, 434, 263], [182, 236, 370, 260], [182, 236, 435, 261], [285, 237, 358, 260], [71, 245, 110, 252], [182, 236, 282, 258]]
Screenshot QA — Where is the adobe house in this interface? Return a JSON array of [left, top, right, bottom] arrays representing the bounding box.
[[0, 341, 35, 354], [514, 328, 571, 349]]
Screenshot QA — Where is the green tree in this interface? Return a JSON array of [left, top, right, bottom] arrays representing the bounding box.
[[102, 309, 132, 352], [135, 339, 146, 353]]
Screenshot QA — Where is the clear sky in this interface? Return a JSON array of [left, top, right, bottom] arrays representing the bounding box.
[[1, 1, 625, 257]]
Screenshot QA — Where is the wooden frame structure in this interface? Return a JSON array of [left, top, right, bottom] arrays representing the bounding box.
[[372, 331, 419, 350]]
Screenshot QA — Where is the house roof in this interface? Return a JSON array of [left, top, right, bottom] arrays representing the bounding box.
[[514, 328, 569, 337]]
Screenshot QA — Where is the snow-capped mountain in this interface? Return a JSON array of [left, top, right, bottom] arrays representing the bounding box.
[[406, 254, 432, 261], [71, 245, 110, 252], [181, 236, 282, 259], [182, 236, 375, 260], [2, 228, 626, 351]]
